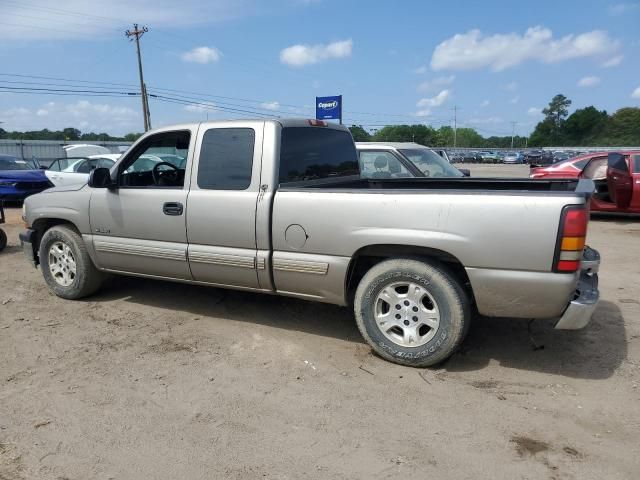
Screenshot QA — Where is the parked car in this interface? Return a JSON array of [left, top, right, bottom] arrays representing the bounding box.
[[531, 151, 640, 214], [46, 154, 121, 187], [0, 154, 52, 202], [356, 143, 468, 178], [503, 152, 524, 164], [529, 154, 596, 179], [525, 150, 554, 166], [478, 151, 499, 164], [553, 151, 571, 163], [20, 119, 600, 367]]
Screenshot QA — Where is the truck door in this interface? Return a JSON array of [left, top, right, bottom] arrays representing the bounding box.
[[89, 129, 194, 279], [607, 152, 632, 209], [186, 122, 263, 289]]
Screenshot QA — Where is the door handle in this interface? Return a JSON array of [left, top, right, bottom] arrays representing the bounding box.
[[163, 202, 183, 216]]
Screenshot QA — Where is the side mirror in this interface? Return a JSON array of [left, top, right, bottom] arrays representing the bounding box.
[[88, 167, 115, 189], [459, 168, 470, 177]]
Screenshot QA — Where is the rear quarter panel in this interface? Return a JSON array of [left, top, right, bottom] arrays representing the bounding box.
[[272, 189, 585, 317]]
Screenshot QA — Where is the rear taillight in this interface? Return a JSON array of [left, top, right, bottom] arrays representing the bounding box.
[[554, 205, 588, 272]]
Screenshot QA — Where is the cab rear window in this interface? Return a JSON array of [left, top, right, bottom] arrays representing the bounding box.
[[279, 128, 358, 184]]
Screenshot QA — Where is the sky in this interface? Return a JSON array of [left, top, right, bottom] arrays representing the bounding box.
[[0, 0, 639, 137]]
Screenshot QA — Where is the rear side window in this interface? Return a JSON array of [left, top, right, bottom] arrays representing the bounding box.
[[198, 128, 255, 190], [633, 155, 640, 174], [279, 128, 358, 184]]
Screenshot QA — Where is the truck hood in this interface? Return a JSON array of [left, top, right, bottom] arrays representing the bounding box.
[[42, 183, 87, 193], [0, 169, 49, 182]]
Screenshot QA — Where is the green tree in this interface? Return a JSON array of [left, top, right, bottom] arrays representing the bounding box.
[[604, 107, 640, 145], [543, 94, 572, 128], [348, 125, 371, 142], [123, 132, 143, 142], [62, 127, 81, 141], [564, 107, 608, 145]]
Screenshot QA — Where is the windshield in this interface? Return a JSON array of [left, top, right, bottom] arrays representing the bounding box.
[[0, 156, 32, 171], [398, 149, 463, 177]]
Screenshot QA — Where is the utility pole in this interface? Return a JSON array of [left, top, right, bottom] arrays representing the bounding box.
[[510, 121, 517, 148], [125, 24, 151, 131], [452, 106, 458, 148]]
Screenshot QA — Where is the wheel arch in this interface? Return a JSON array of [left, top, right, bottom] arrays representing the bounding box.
[[31, 218, 81, 259], [345, 244, 475, 307]]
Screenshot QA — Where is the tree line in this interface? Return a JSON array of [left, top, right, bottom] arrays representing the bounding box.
[[350, 95, 640, 148], [0, 127, 142, 142], [2, 95, 639, 148]]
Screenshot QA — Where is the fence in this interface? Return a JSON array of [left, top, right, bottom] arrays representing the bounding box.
[[0, 140, 133, 166]]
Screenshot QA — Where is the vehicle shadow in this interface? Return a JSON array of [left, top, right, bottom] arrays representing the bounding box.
[[90, 276, 364, 344], [89, 277, 626, 379], [446, 300, 626, 380]]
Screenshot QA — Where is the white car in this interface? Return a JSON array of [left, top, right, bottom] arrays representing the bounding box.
[[46, 154, 121, 187]]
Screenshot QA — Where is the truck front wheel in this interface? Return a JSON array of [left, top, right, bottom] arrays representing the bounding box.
[[354, 258, 470, 367], [39, 225, 104, 299]]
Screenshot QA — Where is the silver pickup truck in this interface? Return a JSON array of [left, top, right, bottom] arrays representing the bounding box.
[[20, 119, 600, 367]]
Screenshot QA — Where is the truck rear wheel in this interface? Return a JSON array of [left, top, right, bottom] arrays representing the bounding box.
[[39, 225, 104, 299], [354, 258, 470, 367], [0, 229, 7, 252]]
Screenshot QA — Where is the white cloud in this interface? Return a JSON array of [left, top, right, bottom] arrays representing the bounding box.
[[413, 65, 428, 74], [430, 27, 621, 71], [280, 39, 352, 67], [527, 107, 543, 116], [417, 75, 455, 93], [510, 96, 520, 104], [578, 76, 601, 87], [602, 54, 623, 67], [415, 89, 451, 116], [609, 3, 640, 15], [183, 102, 216, 113], [480, 99, 490, 107], [1, 100, 138, 134], [181, 46, 222, 64], [416, 89, 451, 109], [632, 86, 640, 99], [260, 101, 280, 111], [0, 0, 255, 41]]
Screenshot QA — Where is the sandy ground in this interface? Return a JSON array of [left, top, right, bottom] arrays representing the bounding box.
[[1, 167, 639, 479]]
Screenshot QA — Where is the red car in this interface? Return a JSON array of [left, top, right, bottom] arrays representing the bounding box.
[[530, 151, 640, 214]]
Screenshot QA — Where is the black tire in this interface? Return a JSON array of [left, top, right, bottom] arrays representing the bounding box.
[[354, 258, 470, 367], [0, 229, 7, 252], [39, 224, 104, 299]]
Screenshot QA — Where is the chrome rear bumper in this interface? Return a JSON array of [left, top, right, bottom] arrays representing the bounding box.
[[555, 246, 600, 330]]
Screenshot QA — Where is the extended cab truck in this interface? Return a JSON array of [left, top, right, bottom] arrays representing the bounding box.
[[20, 119, 600, 367]]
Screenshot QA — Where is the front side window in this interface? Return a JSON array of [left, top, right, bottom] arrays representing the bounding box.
[[633, 155, 640, 174], [119, 131, 190, 188], [197, 128, 255, 190], [359, 151, 412, 179], [279, 127, 358, 184]]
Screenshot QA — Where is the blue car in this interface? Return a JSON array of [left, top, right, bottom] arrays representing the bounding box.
[[0, 154, 52, 202]]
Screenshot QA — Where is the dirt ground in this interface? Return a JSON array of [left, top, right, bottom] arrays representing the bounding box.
[[1, 166, 639, 479]]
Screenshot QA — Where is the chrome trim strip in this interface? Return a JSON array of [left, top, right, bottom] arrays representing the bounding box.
[[94, 241, 186, 261], [273, 259, 329, 275], [188, 251, 256, 269], [256, 257, 266, 270]]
